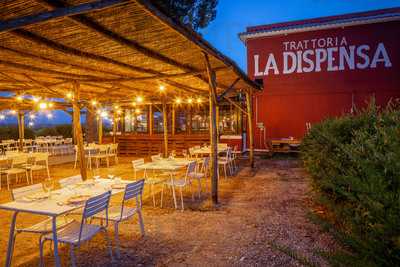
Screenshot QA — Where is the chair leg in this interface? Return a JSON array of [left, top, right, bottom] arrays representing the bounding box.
[[160, 184, 164, 208], [103, 229, 114, 263], [224, 164, 227, 178], [151, 184, 156, 207], [137, 210, 145, 236], [70, 244, 77, 267], [180, 187, 184, 211], [114, 223, 121, 259], [197, 179, 202, 198], [7, 174, 10, 190], [39, 237, 45, 267]]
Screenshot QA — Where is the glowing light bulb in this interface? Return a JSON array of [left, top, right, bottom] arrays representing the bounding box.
[[0, 114, 5, 120], [135, 108, 141, 114], [16, 96, 23, 102], [132, 102, 137, 107], [32, 97, 39, 103], [91, 100, 97, 106], [29, 114, 36, 119], [100, 111, 108, 118], [159, 85, 165, 92], [47, 113, 53, 119], [136, 96, 143, 103], [48, 102, 54, 108], [187, 98, 193, 104], [39, 102, 48, 110], [196, 98, 202, 103], [28, 121, 34, 127], [10, 110, 17, 115], [117, 110, 122, 115], [66, 92, 73, 99], [175, 98, 182, 104]]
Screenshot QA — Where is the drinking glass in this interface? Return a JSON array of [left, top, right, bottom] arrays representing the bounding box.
[[43, 178, 54, 197]]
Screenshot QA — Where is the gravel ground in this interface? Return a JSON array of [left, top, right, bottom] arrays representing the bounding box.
[[0, 157, 337, 266]]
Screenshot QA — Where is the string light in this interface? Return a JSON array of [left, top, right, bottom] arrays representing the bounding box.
[[32, 97, 39, 103], [66, 92, 73, 99], [47, 113, 53, 119], [196, 98, 202, 104], [29, 114, 36, 119], [10, 110, 16, 115], [16, 96, 23, 102], [117, 110, 122, 115], [187, 98, 193, 104], [91, 100, 97, 106], [175, 98, 182, 104], [39, 102, 48, 110], [136, 96, 143, 103], [0, 114, 5, 120], [100, 111, 108, 118], [28, 121, 34, 127], [159, 85, 165, 92], [135, 108, 141, 114], [48, 102, 54, 108], [132, 102, 137, 107]]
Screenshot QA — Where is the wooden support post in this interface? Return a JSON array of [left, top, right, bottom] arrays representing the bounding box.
[[85, 108, 97, 143], [216, 105, 220, 140], [162, 97, 168, 158], [149, 104, 153, 135], [112, 113, 117, 143], [98, 116, 103, 144], [72, 81, 87, 180], [171, 104, 175, 136], [246, 90, 255, 168], [204, 52, 219, 205], [17, 112, 24, 151]]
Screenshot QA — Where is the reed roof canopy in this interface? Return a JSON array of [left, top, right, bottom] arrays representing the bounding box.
[[0, 0, 262, 108]]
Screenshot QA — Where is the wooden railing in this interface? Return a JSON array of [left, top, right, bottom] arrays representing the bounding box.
[[103, 134, 210, 156]]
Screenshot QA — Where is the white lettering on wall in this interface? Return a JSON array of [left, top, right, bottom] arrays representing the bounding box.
[[253, 36, 392, 76]]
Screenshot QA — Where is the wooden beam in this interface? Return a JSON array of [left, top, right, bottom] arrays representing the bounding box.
[[171, 104, 175, 136], [148, 104, 153, 135], [162, 96, 168, 158], [112, 112, 117, 143], [98, 116, 103, 144], [223, 96, 248, 116], [0, 0, 127, 33], [72, 81, 87, 180], [17, 112, 25, 151], [217, 78, 240, 102], [204, 53, 219, 205], [246, 90, 255, 168]]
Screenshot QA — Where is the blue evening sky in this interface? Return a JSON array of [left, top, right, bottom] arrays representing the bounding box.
[[201, 0, 400, 71]]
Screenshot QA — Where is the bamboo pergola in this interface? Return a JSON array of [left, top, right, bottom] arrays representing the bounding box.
[[0, 0, 262, 208]]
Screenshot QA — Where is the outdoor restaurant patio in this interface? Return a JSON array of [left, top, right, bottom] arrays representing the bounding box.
[[0, 0, 345, 266]]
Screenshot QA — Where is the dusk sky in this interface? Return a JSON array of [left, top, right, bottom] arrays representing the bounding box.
[[1, 0, 399, 126], [201, 0, 400, 71]]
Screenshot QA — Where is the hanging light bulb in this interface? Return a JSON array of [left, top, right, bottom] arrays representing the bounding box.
[[29, 114, 36, 119], [100, 111, 108, 118], [136, 96, 143, 103], [187, 98, 193, 104], [159, 85, 166, 92], [32, 97, 39, 103], [91, 100, 97, 106], [132, 102, 137, 107], [48, 102, 54, 108], [39, 102, 48, 110], [196, 98, 202, 104], [47, 113, 53, 119], [0, 114, 5, 120], [10, 110, 17, 115], [16, 96, 23, 102], [135, 108, 141, 114], [28, 121, 34, 127], [66, 92, 73, 99], [175, 98, 182, 104]]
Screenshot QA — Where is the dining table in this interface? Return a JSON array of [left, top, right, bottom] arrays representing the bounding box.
[[135, 158, 194, 209], [191, 146, 228, 156], [0, 177, 131, 267]]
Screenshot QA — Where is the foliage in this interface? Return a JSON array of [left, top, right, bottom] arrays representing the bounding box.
[[301, 99, 400, 266], [0, 125, 35, 140], [36, 124, 72, 138], [150, 0, 218, 30], [0, 124, 72, 140]]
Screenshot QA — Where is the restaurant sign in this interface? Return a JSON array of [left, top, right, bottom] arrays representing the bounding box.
[[254, 36, 393, 76]]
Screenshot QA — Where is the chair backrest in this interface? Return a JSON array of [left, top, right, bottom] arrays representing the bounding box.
[[132, 159, 144, 169], [202, 157, 210, 173], [11, 154, 28, 166], [79, 191, 111, 243], [151, 154, 161, 162], [59, 175, 82, 188], [119, 180, 145, 220], [185, 161, 197, 182], [32, 152, 49, 164], [11, 183, 43, 200]]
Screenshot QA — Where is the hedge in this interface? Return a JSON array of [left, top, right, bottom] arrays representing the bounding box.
[[301, 100, 400, 266]]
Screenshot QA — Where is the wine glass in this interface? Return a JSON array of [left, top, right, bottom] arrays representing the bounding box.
[[43, 178, 54, 198]]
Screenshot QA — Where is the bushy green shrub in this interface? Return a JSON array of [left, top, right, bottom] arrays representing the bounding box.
[[0, 125, 35, 139], [302, 100, 400, 266]]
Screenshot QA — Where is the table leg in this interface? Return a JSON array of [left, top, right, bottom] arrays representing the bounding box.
[[5, 211, 18, 267], [170, 174, 177, 209], [52, 216, 61, 267]]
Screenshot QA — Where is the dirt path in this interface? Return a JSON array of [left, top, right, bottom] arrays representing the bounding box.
[[0, 158, 337, 266]]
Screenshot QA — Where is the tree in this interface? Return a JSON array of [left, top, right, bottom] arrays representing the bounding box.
[[150, 0, 218, 30]]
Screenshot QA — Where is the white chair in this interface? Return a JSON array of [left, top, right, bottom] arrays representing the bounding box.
[[132, 159, 163, 207], [58, 175, 83, 188], [3, 154, 29, 190], [74, 145, 94, 170], [107, 143, 119, 165], [189, 157, 209, 198], [92, 145, 109, 168], [161, 161, 196, 210], [150, 154, 162, 162], [10, 184, 74, 262], [94, 180, 145, 258], [218, 147, 232, 179], [39, 191, 113, 267], [27, 152, 50, 184]]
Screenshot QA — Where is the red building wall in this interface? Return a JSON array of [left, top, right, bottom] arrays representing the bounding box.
[[245, 20, 400, 149]]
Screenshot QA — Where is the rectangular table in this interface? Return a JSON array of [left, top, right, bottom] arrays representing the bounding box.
[[135, 158, 194, 209], [0, 178, 130, 267], [191, 147, 227, 155]]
